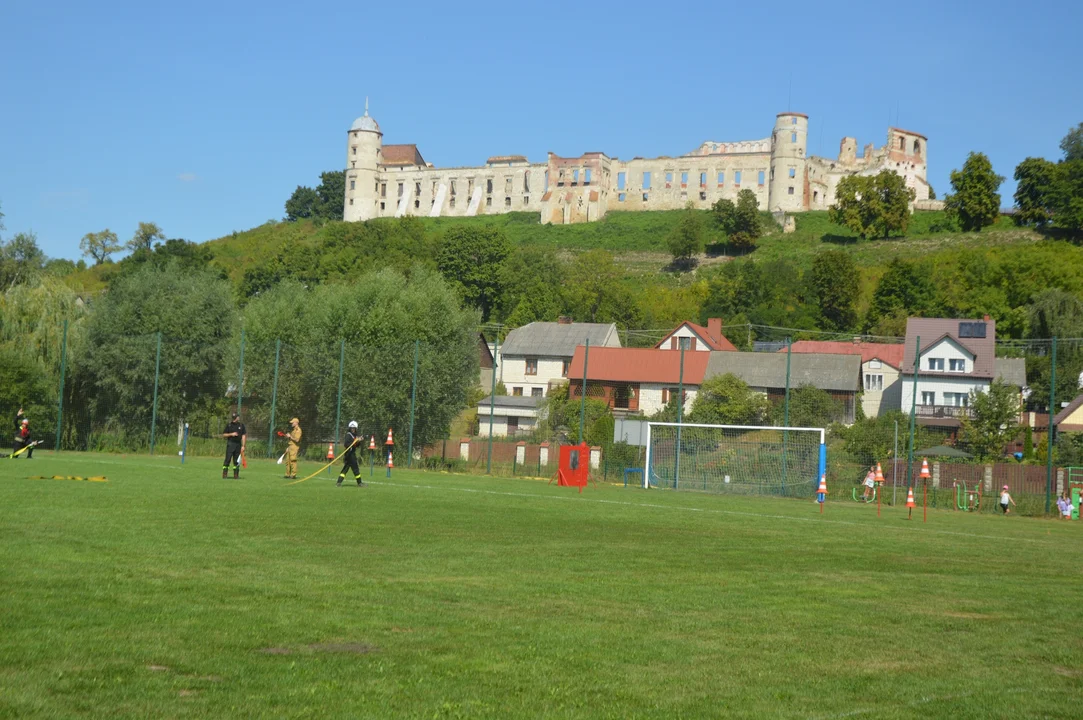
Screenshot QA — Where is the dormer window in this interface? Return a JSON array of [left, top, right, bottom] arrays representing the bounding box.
[[949, 359, 966, 372], [927, 358, 945, 371]]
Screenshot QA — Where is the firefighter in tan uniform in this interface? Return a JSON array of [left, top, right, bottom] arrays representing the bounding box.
[[284, 417, 302, 479]]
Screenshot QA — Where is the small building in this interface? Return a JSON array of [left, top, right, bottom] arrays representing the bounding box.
[[655, 318, 737, 352], [900, 316, 1026, 429], [705, 351, 863, 424], [781, 340, 904, 418], [566, 347, 710, 415], [1054, 395, 1083, 432], [498, 319, 621, 398], [476, 396, 540, 438]]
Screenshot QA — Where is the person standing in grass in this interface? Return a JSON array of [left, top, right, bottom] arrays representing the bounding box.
[[284, 417, 302, 479], [337, 421, 364, 487], [221, 412, 246, 479], [12, 409, 32, 459], [999, 485, 1016, 514], [1062, 493, 1075, 521], [861, 465, 876, 502]]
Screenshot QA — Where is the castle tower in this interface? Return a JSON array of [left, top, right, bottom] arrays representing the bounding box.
[[769, 112, 808, 213], [344, 100, 382, 222]]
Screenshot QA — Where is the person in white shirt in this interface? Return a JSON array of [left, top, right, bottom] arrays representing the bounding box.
[[1062, 493, 1075, 520], [999, 485, 1016, 514], [861, 466, 876, 502]]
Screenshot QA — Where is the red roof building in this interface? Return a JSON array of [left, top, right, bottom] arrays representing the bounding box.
[[779, 340, 904, 369], [567, 347, 709, 414], [655, 318, 737, 352]]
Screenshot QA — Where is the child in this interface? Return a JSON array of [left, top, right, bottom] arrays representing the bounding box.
[[861, 466, 876, 502], [999, 485, 1016, 514], [1064, 493, 1075, 521], [1057, 494, 1069, 519]]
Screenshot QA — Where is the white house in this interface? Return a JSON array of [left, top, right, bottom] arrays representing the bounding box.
[[567, 347, 708, 415], [782, 340, 904, 418], [655, 318, 737, 352], [477, 396, 540, 438], [498, 319, 621, 397], [899, 317, 1026, 429]]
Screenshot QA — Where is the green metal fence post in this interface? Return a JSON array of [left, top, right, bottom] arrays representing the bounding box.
[[408, 339, 419, 467], [237, 328, 245, 417], [334, 338, 346, 463], [578, 339, 590, 445], [268, 339, 281, 458], [487, 333, 499, 475], [54, 319, 68, 452], [149, 331, 162, 455], [1047, 336, 1057, 514], [906, 335, 921, 488], [674, 345, 685, 490], [781, 338, 792, 494]]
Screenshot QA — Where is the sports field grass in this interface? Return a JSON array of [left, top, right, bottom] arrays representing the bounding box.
[[2, 452, 1082, 718]]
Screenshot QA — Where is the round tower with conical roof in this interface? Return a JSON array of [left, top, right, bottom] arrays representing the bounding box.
[[344, 99, 382, 222], [769, 112, 808, 213]]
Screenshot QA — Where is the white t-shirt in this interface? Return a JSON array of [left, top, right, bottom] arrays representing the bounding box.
[[1065, 502, 1075, 517], [864, 475, 876, 488], [1001, 491, 1010, 504]]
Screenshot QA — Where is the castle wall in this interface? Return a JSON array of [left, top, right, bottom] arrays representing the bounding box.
[[606, 152, 772, 213]]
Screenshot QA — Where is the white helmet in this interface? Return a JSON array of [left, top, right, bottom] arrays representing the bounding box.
[[348, 421, 358, 429]]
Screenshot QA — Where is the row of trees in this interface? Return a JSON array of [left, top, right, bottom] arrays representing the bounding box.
[[1013, 123, 1083, 233]]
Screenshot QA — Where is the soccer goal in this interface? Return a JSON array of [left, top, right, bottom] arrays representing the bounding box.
[[644, 422, 826, 497]]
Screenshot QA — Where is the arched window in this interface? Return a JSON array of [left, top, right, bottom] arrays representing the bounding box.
[[913, 139, 921, 155]]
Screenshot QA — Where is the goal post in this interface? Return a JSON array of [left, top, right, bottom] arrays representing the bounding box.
[[643, 422, 826, 497]]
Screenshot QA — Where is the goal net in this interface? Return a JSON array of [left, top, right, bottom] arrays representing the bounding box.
[[644, 422, 826, 497]]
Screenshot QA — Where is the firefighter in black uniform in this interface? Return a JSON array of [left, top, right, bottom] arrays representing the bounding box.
[[221, 412, 246, 479], [337, 420, 364, 486], [12, 408, 33, 459]]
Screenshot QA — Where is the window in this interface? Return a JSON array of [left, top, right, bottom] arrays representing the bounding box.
[[562, 360, 570, 377], [949, 359, 966, 372], [414, 199, 420, 209], [675, 336, 696, 350], [758, 171, 765, 186], [349, 180, 355, 190], [507, 417, 519, 434], [791, 133, 797, 143], [585, 168, 592, 184], [505, 177, 513, 193], [700, 172, 707, 186], [792, 117, 798, 125], [921, 391, 935, 406], [643, 171, 651, 189], [486, 179, 493, 194], [415, 182, 421, 196], [680, 171, 688, 185], [717, 171, 725, 185], [486, 197, 492, 207], [700, 191, 707, 200], [913, 139, 921, 155], [523, 174, 530, 192], [813, 190, 819, 202], [450, 180, 457, 196], [642, 193, 649, 202], [573, 169, 579, 184], [352, 146, 357, 156], [531, 387, 543, 397], [734, 171, 742, 185], [899, 137, 906, 149], [665, 172, 673, 185], [505, 196, 511, 207], [618, 193, 626, 202], [348, 198, 353, 206], [449, 196, 456, 208], [380, 202, 385, 211], [397, 182, 403, 197], [662, 388, 686, 405], [524, 358, 539, 375], [946, 392, 969, 407], [617, 171, 626, 190], [523, 196, 529, 204], [380, 183, 387, 198], [787, 187, 794, 195], [928, 358, 945, 371], [868, 359, 882, 369], [512, 387, 523, 397], [788, 167, 796, 178], [864, 374, 884, 392]]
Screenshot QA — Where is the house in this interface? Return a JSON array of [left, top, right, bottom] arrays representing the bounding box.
[[498, 319, 621, 397], [655, 318, 737, 352], [566, 347, 710, 415], [477, 395, 540, 438], [1054, 395, 1083, 432], [705, 351, 863, 423], [780, 340, 905, 417], [899, 316, 1027, 428]]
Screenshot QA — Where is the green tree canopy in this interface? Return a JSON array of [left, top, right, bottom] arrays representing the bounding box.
[[285, 186, 320, 221], [775, 384, 843, 428], [126, 222, 165, 253], [689, 373, 770, 425], [80, 229, 121, 265], [0, 231, 46, 289], [865, 258, 940, 333], [436, 225, 511, 321], [828, 170, 915, 240], [960, 380, 1021, 461], [285, 171, 346, 222], [1061, 122, 1083, 163], [665, 203, 706, 268], [810, 249, 859, 331], [712, 188, 762, 249], [945, 152, 1004, 232]]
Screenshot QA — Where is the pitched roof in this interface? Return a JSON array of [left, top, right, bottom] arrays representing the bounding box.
[[705, 352, 861, 392], [380, 144, 426, 167], [994, 357, 1027, 387], [781, 340, 904, 369], [902, 317, 996, 378], [567, 347, 710, 385], [655, 320, 737, 352], [500, 322, 619, 358], [1055, 394, 1083, 428]]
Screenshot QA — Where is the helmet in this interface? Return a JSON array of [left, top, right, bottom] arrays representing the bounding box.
[[21, 419, 28, 425], [348, 421, 358, 429]]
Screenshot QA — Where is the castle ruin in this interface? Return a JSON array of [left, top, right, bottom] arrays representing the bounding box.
[[343, 104, 930, 225]]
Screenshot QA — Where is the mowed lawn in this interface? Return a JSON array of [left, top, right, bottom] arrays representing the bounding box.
[[1, 453, 1082, 719]]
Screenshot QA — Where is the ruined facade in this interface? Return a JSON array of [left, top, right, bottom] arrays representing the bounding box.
[[343, 106, 930, 225]]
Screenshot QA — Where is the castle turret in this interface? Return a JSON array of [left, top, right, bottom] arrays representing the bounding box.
[[344, 100, 382, 222], [769, 112, 808, 212]]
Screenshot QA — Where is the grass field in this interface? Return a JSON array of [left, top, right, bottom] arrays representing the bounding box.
[[2, 452, 1082, 718]]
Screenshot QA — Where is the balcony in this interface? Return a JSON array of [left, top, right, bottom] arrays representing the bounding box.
[[915, 405, 975, 420]]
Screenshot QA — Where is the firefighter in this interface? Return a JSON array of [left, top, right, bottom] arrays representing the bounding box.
[[337, 421, 364, 487], [284, 417, 302, 479], [221, 412, 246, 479], [13, 408, 32, 459]]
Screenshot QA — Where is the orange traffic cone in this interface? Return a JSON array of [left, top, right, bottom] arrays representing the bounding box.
[[368, 435, 376, 450], [385, 428, 394, 446], [906, 487, 916, 519], [387, 451, 394, 468], [875, 462, 885, 484], [816, 475, 827, 513], [326, 442, 335, 460], [919, 458, 931, 479]]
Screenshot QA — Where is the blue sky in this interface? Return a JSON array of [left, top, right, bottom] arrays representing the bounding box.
[[1, 0, 1079, 260]]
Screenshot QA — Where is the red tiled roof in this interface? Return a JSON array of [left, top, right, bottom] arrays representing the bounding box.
[[567, 347, 709, 385], [380, 144, 426, 167], [655, 320, 737, 352], [781, 340, 904, 369]]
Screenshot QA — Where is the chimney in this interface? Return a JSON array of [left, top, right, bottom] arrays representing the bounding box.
[[853, 336, 862, 345], [557, 316, 572, 325], [707, 318, 722, 343], [983, 314, 991, 322]]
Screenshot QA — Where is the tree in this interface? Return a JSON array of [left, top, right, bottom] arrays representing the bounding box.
[[841, 411, 936, 467], [285, 186, 319, 221], [828, 170, 915, 240], [563, 249, 642, 327], [1061, 122, 1083, 162], [944, 152, 1004, 232], [1013, 157, 1062, 228], [666, 203, 706, 268], [126, 222, 165, 253], [0, 231, 46, 288], [776, 384, 842, 428], [436, 226, 511, 321], [810, 249, 859, 331], [285, 171, 346, 222], [712, 189, 761, 250], [865, 258, 939, 332], [689, 373, 770, 425], [960, 379, 1021, 461], [79, 229, 121, 265], [496, 248, 564, 323]]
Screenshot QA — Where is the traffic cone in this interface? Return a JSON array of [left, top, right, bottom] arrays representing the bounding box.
[[327, 442, 335, 460], [906, 487, 916, 519], [387, 452, 394, 469], [816, 474, 827, 513], [385, 428, 394, 446], [875, 462, 885, 485], [368, 435, 376, 450], [920, 458, 931, 479]]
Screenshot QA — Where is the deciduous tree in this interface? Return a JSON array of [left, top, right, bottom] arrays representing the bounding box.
[[79, 229, 121, 265], [126, 222, 165, 253], [689, 373, 770, 425], [436, 226, 511, 321], [944, 152, 1004, 232], [0, 231, 46, 288], [666, 203, 706, 268], [960, 380, 1021, 461], [810, 249, 859, 331], [828, 170, 914, 239], [712, 189, 761, 250]]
